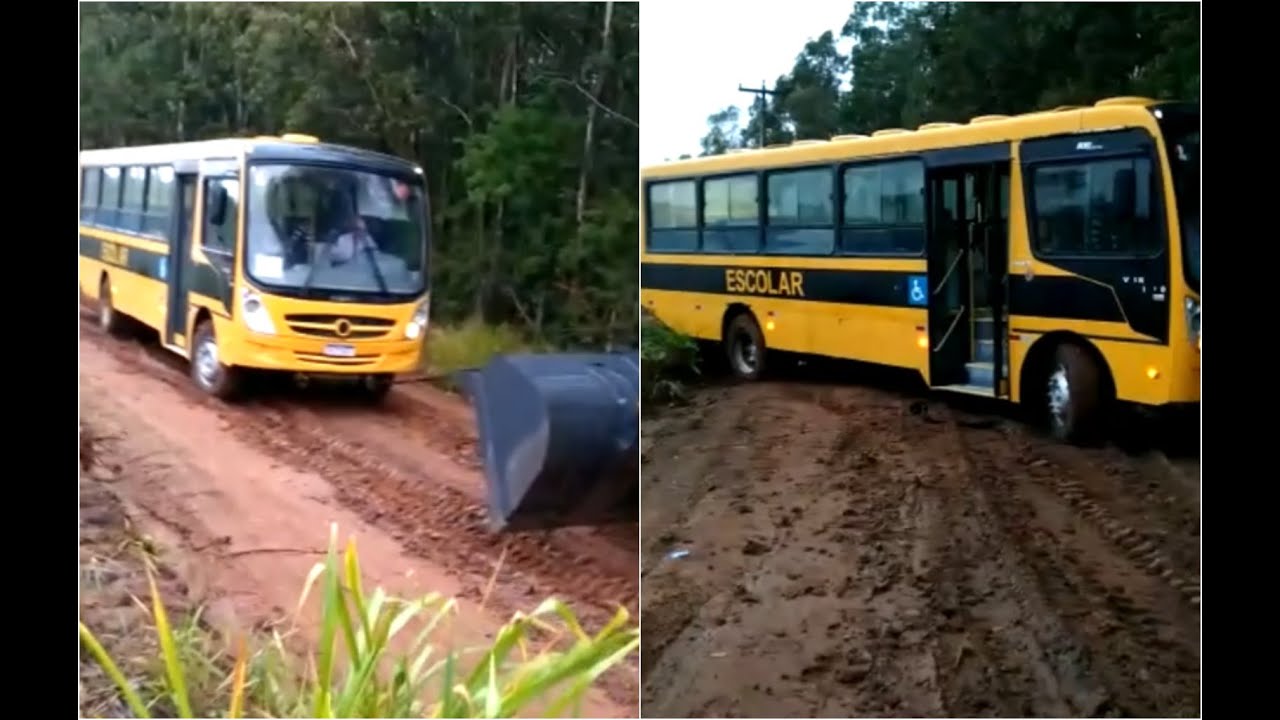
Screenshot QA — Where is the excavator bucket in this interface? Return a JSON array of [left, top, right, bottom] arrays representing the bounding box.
[[456, 352, 638, 532]]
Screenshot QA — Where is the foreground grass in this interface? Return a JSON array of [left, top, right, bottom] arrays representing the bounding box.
[[640, 313, 700, 407], [80, 523, 638, 718], [423, 319, 532, 390]]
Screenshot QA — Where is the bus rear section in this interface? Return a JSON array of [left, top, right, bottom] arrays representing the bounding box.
[[80, 138, 432, 401]]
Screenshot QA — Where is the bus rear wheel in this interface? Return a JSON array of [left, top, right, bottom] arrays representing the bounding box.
[[725, 313, 767, 380], [98, 276, 127, 336], [1043, 343, 1103, 444], [190, 319, 242, 400]]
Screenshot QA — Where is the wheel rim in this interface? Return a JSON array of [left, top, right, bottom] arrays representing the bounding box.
[[731, 330, 758, 375], [195, 334, 221, 388], [1046, 365, 1070, 433]]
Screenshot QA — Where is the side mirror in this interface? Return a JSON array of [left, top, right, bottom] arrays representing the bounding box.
[[207, 184, 229, 226]]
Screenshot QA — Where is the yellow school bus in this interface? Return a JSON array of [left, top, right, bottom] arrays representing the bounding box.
[[79, 135, 431, 400], [640, 97, 1199, 442]]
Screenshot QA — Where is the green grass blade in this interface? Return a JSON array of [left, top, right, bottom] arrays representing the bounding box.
[[79, 622, 153, 719], [343, 537, 370, 643], [146, 564, 193, 717], [227, 635, 249, 719], [311, 529, 343, 717], [484, 652, 500, 718]]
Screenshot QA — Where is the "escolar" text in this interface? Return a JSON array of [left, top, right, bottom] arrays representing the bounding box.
[[724, 268, 805, 297]]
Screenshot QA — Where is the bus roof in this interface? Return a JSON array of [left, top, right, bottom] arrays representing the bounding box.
[[79, 136, 423, 177], [644, 96, 1195, 179]]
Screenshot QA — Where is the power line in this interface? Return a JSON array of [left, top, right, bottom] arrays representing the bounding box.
[[738, 81, 779, 148]]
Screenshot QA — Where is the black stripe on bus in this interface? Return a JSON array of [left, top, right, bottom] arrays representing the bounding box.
[[1009, 328, 1162, 345], [80, 233, 168, 279], [80, 234, 232, 311], [1008, 275, 1127, 324], [641, 262, 926, 308], [644, 262, 1154, 331]]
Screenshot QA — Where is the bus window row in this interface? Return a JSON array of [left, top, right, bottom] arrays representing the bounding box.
[[646, 160, 926, 257], [647, 153, 1160, 260], [81, 165, 176, 241]]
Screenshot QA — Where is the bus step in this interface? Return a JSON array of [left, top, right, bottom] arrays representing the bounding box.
[[935, 383, 996, 398], [455, 351, 638, 532], [964, 361, 1007, 388], [975, 338, 994, 362], [972, 314, 1008, 342]]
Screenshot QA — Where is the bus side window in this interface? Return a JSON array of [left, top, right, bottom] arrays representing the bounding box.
[[202, 177, 240, 257], [121, 166, 147, 233], [81, 168, 101, 224], [1031, 157, 1157, 257], [100, 167, 123, 228], [143, 166, 175, 239]]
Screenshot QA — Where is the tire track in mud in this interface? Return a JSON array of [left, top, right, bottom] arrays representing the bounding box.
[[642, 379, 1198, 718], [80, 313, 639, 705], [938, 405, 1200, 718], [1029, 440, 1200, 607], [247, 397, 637, 618], [639, 386, 772, 679]]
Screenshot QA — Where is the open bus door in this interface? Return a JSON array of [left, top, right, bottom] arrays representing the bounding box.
[[457, 352, 638, 532]]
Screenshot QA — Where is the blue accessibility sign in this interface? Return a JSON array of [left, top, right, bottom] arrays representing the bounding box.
[[907, 275, 928, 306]]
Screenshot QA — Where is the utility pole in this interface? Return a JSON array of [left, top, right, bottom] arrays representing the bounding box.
[[738, 81, 779, 148]]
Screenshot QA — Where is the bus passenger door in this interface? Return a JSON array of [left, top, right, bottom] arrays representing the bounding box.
[[924, 145, 1012, 396], [926, 168, 972, 388], [165, 174, 198, 351]]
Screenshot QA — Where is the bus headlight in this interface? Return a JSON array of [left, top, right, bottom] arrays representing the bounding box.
[[240, 289, 276, 335], [404, 297, 430, 340], [1184, 296, 1200, 350]]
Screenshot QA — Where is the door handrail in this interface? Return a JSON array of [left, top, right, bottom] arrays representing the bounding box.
[[933, 305, 966, 353], [933, 247, 966, 298]]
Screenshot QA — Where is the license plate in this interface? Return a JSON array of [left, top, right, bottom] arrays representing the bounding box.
[[323, 343, 356, 358]]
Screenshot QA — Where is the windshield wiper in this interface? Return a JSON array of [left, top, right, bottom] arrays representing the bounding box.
[[299, 233, 320, 298], [361, 244, 389, 294]]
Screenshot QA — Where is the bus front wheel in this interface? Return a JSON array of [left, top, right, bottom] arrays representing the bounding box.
[[360, 374, 395, 404], [725, 313, 767, 381], [190, 319, 242, 400], [1042, 343, 1103, 444]]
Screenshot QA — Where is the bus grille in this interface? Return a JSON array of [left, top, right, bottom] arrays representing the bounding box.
[[283, 314, 396, 340], [293, 352, 381, 367]]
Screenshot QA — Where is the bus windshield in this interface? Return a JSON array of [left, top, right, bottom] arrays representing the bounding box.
[[245, 164, 427, 298], [1158, 109, 1199, 292]]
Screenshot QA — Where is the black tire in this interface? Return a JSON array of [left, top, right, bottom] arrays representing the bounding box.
[[724, 313, 767, 381], [359, 373, 395, 404], [98, 276, 128, 336], [1043, 343, 1103, 444], [189, 319, 242, 400]]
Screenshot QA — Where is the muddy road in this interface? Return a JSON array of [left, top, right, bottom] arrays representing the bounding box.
[[78, 311, 639, 716], [641, 380, 1199, 718]]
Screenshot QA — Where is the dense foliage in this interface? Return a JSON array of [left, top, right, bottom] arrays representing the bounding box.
[[702, 1, 1200, 153], [81, 1, 639, 349]]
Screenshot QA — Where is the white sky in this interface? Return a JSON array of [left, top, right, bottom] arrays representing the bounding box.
[[639, 0, 856, 165]]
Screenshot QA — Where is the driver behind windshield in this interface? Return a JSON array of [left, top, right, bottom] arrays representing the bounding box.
[[329, 199, 378, 266]]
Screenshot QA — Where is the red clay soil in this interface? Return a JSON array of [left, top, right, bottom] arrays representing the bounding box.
[[641, 381, 1199, 718], [78, 313, 638, 716]]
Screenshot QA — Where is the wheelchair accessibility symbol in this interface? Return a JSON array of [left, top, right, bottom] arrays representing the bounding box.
[[907, 275, 928, 306]]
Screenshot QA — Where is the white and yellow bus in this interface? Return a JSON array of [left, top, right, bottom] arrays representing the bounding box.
[[641, 97, 1199, 442], [79, 135, 431, 400]]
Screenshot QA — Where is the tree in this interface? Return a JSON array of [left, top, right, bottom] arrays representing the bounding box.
[[698, 2, 1199, 145], [80, 1, 639, 350]]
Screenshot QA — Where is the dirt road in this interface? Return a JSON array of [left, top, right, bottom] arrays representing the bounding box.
[[641, 380, 1199, 718], [78, 312, 638, 717]]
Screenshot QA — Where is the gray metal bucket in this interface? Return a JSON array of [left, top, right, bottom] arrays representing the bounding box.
[[456, 352, 638, 532]]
